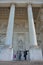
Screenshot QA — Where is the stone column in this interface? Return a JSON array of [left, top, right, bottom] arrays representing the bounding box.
[[28, 5, 37, 46], [27, 5, 42, 61], [5, 4, 15, 48]]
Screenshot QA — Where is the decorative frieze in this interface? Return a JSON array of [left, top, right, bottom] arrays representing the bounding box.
[[14, 20, 28, 32]]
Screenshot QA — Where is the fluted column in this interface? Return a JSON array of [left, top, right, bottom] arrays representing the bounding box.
[[28, 5, 37, 46], [5, 4, 15, 48]]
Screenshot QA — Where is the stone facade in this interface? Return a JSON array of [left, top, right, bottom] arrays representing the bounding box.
[[0, 0, 43, 61]]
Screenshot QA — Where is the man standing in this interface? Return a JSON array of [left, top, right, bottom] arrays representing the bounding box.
[[19, 51, 21, 60], [24, 50, 27, 60]]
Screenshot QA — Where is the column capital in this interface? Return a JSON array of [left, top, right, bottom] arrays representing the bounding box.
[[27, 4, 32, 14], [10, 4, 15, 8], [27, 3, 32, 7], [27, 4, 32, 10]]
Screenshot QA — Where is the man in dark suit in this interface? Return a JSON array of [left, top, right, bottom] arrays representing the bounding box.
[[24, 50, 27, 60]]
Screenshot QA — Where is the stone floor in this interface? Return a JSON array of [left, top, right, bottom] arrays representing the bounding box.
[[0, 61, 43, 65]]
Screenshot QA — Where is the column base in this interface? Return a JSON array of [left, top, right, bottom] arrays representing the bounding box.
[[29, 47, 43, 61], [0, 47, 13, 61]]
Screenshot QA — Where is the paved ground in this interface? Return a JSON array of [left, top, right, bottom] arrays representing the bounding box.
[[0, 61, 43, 65]]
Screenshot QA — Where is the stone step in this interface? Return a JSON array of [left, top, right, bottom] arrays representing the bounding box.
[[0, 61, 43, 65]]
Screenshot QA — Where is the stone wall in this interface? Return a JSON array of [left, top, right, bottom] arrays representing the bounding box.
[[0, 20, 8, 45]]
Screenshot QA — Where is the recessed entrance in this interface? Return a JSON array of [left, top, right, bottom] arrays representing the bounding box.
[[13, 7, 30, 60]]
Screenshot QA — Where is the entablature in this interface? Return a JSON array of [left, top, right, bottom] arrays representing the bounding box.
[[0, 0, 43, 7]]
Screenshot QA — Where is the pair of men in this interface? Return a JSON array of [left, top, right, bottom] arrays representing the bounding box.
[[19, 50, 28, 60]]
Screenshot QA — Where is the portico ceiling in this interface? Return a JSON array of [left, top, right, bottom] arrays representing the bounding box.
[[32, 7, 40, 20], [0, 7, 10, 19], [0, 7, 42, 21]]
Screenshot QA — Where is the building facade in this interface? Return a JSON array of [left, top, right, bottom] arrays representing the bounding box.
[[0, 0, 43, 61]]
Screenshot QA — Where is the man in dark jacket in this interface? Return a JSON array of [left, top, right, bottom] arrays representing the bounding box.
[[24, 50, 27, 60]]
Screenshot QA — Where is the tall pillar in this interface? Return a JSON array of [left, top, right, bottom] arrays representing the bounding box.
[[5, 4, 15, 48], [28, 5, 42, 61], [28, 5, 37, 46]]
